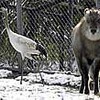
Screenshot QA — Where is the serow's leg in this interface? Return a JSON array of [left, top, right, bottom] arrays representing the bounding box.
[[79, 76, 84, 94], [80, 57, 89, 94], [90, 58, 100, 95], [84, 74, 89, 94], [94, 73, 99, 95], [80, 69, 89, 94], [93, 61, 99, 95]]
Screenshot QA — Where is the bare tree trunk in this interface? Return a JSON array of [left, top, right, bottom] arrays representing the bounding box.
[[16, 0, 23, 84]]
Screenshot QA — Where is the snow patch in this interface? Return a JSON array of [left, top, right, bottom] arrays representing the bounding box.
[[0, 73, 99, 100], [0, 70, 12, 78]]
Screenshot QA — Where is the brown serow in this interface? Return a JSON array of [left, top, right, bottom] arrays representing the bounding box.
[[72, 8, 100, 95]]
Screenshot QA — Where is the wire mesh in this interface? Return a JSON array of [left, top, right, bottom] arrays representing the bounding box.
[[0, 0, 96, 72]]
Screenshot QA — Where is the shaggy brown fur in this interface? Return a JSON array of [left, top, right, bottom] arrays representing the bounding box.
[[72, 8, 100, 95]]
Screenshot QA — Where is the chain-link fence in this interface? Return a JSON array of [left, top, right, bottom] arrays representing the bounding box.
[[0, 0, 96, 73]]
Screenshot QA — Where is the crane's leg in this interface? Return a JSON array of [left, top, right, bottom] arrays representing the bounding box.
[[31, 55, 44, 85], [38, 55, 46, 86], [20, 54, 26, 84], [39, 71, 44, 86], [17, 53, 24, 84], [20, 59, 28, 84], [20, 59, 24, 84]]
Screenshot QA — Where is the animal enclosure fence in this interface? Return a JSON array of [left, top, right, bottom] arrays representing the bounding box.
[[0, 0, 95, 72]]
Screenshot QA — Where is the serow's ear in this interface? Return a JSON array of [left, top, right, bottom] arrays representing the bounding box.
[[84, 8, 90, 14]]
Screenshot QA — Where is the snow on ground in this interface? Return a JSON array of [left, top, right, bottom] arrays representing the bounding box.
[[0, 79, 99, 100], [16, 72, 81, 88], [0, 71, 99, 100], [0, 70, 12, 78]]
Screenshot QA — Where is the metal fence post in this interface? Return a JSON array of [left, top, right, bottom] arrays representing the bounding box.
[[68, 0, 74, 71], [16, 0, 23, 84]]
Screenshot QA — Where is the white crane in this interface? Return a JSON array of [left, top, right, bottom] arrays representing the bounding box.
[[1, 7, 47, 84]]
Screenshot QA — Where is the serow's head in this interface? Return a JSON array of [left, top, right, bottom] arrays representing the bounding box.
[[84, 8, 100, 35]]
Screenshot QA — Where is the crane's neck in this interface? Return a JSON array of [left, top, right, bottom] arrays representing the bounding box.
[[3, 10, 15, 40], [3, 10, 10, 30]]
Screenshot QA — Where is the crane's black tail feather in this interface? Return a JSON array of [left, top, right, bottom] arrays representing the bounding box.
[[36, 44, 47, 58]]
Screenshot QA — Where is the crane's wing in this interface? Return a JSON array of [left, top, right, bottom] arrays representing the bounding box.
[[18, 35, 38, 50], [18, 35, 47, 58]]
